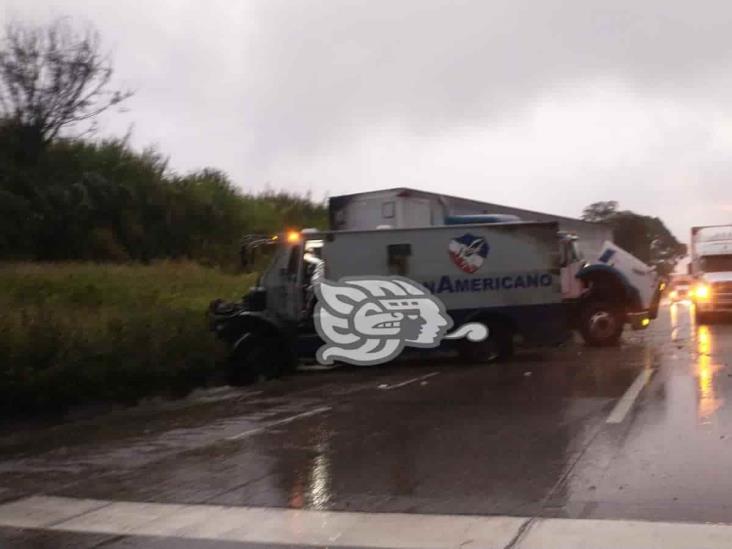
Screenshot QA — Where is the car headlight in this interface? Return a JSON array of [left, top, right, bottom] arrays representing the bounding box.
[[695, 284, 711, 300]]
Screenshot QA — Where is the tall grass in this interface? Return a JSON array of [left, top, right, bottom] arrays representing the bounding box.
[[0, 262, 256, 414]]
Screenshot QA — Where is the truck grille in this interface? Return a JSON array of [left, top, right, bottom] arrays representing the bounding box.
[[712, 282, 732, 305], [712, 282, 732, 294]]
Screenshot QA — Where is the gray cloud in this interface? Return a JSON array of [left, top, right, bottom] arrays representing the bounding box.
[[239, 0, 732, 156]]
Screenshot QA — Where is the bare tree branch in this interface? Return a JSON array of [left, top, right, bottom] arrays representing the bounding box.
[[0, 18, 133, 157]]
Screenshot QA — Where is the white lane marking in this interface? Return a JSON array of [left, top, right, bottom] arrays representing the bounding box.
[[0, 496, 109, 529], [0, 496, 522, 548], [226, 406, 331, 441], [378, 371, 440, 390], [3, 496, 732, 549], [518, 516, 732, 549], [606, 368, 654, 424]]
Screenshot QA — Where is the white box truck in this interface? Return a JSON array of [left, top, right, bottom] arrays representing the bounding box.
[[210, 222, 571, 383], [329, 188, 661, 344], [690, 224, 732, 323]]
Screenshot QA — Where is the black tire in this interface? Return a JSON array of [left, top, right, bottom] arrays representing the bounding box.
[[579, 301, 624, 347], [227, 334, 290, 386], [458, 321, 514, 363]]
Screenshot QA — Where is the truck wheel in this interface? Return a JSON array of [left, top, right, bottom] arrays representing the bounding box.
[[458, 321, 513, 363], [579, 301, 624, 347], [227, 334, 288, 386]]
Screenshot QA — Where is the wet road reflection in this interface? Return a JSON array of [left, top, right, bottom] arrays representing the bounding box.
[[210, 341, 650, 516], [696, 324, 722, 422], [561, 302, 732, 523], [3, 302, 732, 525], [670, 300, 679, 341], [309, 440, 331, 509], [286, 435, 332, 510]]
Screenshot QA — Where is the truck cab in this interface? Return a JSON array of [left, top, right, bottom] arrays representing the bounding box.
[[571, 240, 661, 344], [690, 225, 732, 322], [209, 231, 326, 384]]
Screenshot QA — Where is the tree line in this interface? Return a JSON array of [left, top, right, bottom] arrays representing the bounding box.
[[0, 134, 327, 266], [581, 201, 686, 276], [0, 19, 326, 267]]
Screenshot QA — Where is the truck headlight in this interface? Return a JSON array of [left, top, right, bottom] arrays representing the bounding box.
[[695, 284, 711, 300]]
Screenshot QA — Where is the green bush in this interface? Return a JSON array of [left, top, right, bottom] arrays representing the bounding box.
[[0, 262, 257, 413], [0, 133, 328, 266]]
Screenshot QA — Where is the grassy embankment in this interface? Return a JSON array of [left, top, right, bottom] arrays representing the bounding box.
[[0, 262, 256, 414]]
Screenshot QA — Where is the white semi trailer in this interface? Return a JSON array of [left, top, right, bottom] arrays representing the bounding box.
[[690, 224, 732, 323]]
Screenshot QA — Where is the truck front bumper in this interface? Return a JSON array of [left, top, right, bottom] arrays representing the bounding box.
[[626, 280, 663, 331]]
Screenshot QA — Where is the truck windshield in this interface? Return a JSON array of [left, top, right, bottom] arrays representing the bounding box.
[[701, 255, 732, 272]]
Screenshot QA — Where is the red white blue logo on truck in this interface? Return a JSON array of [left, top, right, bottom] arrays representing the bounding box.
[[448, 233, 489, 274]]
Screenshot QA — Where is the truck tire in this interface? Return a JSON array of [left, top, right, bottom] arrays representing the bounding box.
[[579, 301, 624, 347], [227, 333, 289, 386], [458, 321, 513, 363]]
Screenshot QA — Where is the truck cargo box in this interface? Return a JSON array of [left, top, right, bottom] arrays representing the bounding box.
[[321, 221, 568, 346]]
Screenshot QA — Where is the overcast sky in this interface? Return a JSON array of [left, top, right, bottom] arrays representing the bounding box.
[[4, 0, 732, 244]]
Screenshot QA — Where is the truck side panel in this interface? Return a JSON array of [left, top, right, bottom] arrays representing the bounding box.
[[322, 222, 568, 344]]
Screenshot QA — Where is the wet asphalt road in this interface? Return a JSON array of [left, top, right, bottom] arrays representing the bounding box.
[[2, 301, 732, 546]]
